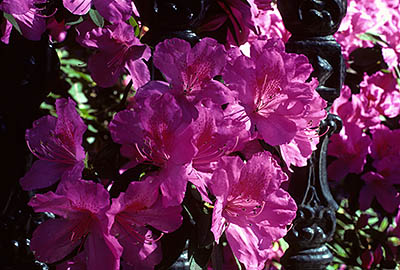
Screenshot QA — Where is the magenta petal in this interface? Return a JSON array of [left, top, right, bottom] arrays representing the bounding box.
[[20, 160, 69, 190], [153, 38, 192, 84], [88, 52, 123, 87], [93, 0, 132, 23], [1, 19, 12, 44], [122, 179, 160, 209], [327, 159, 350, 181], [375, 187, 400, 213], [25, 115, 57, 156], [125, 58, 150, 90], [209, 169, 229, 198], [56, 251, 87, 270], [13, 9, 46, 40], [28, 191, 73, 218], [109, 109, 144, 145], [252, 189, 297, 239], [75, 21, 110, 49], [359, 185, 374, 211], [30, 218, 82, 263], [225, 224, 268, 270], [169, 127, 196, 165], [211, 200, 226, 243], [132, 203, 182, 232], [86, 233, 122, 270], [115, 226, 161, 268], [56, 180, 110, 213], [255, 114, 297, 146], [0, 0, 33, 14], [55, 98, 87, 149], [63, 0, 91, 15], [61, 161, 85, 183], [159, 166, 189, 207]]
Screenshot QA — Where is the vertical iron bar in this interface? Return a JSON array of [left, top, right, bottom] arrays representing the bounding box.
[[277, 1, 347, 269]]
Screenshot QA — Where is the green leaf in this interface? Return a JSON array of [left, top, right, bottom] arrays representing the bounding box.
[[189, 257, 203, 270], [61, 58, 86, 67], [3, 13, 22, 35], [358, 32, 389, 46], [68, 82, 88, 103], [128, 16, 141, 37], [379, 217, 389, 232], [65, 16, 83, 26], [129, 16, 138, 28], [89, 9, 104, 28]]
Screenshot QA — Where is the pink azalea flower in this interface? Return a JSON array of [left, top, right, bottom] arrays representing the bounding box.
[[247, 1, 291, 43], [223, 38, 326, 159], [76, 21, 151, 89], [370, 128, 400, 181], [360, 172, 400, 213], [109, 91, 196, 206], [20, 98, 87, 190], [331, 85, 380, 129], [192, 105, 248, 173], [153, 38, 233, 117], [209, 152, 297, 270], [327, 123, 372, 181], [63, 0, 132, 23], [108, 178, 182, 269], [359, 72, 400, 118], [28, 180, 123, 270], [189, 105, 249, 201]]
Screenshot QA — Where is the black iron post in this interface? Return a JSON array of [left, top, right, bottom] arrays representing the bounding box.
[[134, 0, 210, 46], [277, 0, 347, 269]]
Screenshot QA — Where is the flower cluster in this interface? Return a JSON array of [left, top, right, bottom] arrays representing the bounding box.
[[10, 2, 332, 265], [9, 0, 400, 269]]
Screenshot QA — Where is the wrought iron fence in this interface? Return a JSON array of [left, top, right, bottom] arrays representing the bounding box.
[[1, 0, 349, 269]]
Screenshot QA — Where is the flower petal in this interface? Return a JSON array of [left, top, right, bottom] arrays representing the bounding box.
[[20, 160, 69, 190], [86, 232, 122, 270], [30, 218, 82, 263], [63, 0, 91, 15]]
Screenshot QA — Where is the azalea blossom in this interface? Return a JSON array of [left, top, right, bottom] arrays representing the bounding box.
[[327, 123, 372, 181], [29, 180, 123, 270], [209, 152, 297, 270], [189, 104, 249, 200], [331, 85, 380, 130], [152, 38, 232, 119], [223, 38, 326, 167], [360, 171, 400, 213], [369, 127, 400, 181], [109, 91, 196, 206], [108, 178, 182, 269], [76, 21, 151, 89], [20, 98, 87, 190], [359, 72, 400, 119]]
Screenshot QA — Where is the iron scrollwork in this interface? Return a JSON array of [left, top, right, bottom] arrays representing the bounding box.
[[277, 0, 347, 269], [278, 0, 347, 105]]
